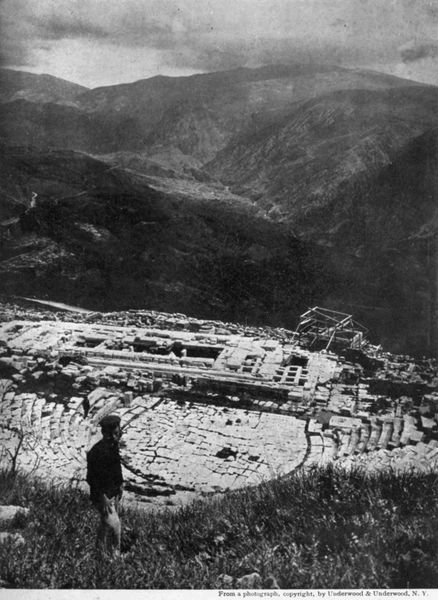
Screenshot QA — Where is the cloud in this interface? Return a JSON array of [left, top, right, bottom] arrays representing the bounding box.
[[29, 5, 184, 49], [400, 41, 438, 63], [1, 0, 438, 86], [0, 1, 33, 67], [32, 14, 111, 41], [425, 4, 438, 20], [0, 0, 208, 71]]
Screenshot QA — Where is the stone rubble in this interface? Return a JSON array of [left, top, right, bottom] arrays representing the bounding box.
[[0, 504, 29, 548], [0, 505, 29, 524]]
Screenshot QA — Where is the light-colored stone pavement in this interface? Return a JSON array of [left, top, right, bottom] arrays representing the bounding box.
[[120, 397, 308, 493]]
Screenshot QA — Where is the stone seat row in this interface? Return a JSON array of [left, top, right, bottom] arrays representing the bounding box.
[[338, 441, 438, 473], [304, 415, 437, 473], [0, 382, 172, 491], [0, 387, 112, 477]]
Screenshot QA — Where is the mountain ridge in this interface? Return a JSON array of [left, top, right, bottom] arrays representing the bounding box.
[[1, 64, 430, 160], [0, 68, 88, 104]]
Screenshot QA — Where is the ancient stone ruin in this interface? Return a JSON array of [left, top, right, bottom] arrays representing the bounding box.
[[1, 302, 437, 508]]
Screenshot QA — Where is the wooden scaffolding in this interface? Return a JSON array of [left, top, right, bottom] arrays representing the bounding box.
[[294, 306, 368, 352]]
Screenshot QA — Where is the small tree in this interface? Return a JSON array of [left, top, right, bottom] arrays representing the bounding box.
[[0, 425, 41, 477]]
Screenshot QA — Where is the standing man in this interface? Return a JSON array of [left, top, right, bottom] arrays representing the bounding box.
[[86, 414, 124, 555]]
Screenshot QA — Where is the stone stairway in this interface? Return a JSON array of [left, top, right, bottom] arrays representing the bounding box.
[[356, 422, 370, 453], [0, 390, 92, 480]]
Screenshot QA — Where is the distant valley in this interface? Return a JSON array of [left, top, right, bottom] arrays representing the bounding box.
[[1, 64, 437, 355]]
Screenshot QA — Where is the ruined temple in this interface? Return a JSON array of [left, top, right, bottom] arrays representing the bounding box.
[[0, 302, 437, 507]]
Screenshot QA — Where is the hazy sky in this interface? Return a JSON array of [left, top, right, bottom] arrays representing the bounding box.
[[1, 0, 438, 88]]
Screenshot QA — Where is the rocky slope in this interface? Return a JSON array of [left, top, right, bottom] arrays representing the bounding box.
[[208, 86, 438, 229]]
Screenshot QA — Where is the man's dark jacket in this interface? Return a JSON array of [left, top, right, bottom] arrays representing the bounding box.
[[86, 439, 123, 505]]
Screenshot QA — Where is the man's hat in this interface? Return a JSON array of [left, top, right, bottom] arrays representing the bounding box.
[[99, 414, 121, 430]]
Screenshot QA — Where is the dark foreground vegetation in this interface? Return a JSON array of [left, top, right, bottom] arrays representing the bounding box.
[[0, 466, 437, 589]]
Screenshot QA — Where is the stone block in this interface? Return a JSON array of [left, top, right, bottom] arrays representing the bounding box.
[[0, 532, 25, 545], [87, 387, 110, 405], [0, 505, 29, 524]]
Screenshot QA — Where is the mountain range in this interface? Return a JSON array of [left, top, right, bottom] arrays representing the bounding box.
[[1, 64, 437, 354]]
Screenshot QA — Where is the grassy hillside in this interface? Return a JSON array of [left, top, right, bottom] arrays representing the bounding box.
[[1, 466, 437, 589]]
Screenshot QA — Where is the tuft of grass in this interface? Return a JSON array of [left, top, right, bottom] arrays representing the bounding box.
[[0, 465, 437, 588]]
